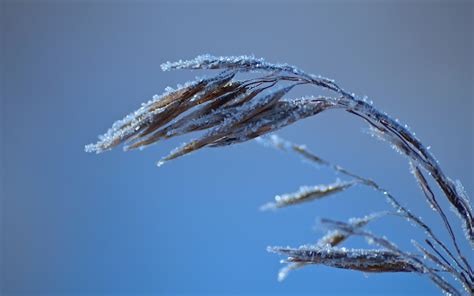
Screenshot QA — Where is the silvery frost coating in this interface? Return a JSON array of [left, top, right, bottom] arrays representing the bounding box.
[[317, 217, 465, 296], [86, 55, 473, 295], [267, 245, 419, 273], [259, 180, 356, 211], [276, 212, 388, 282]]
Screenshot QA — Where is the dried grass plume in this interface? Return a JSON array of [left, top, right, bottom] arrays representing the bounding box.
[[86, 55, 473, 295]]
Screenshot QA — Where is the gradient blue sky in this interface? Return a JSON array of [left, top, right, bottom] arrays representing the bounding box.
[[1, 1, 473, 295]]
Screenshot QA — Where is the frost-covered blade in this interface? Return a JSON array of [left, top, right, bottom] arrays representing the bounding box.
[[155, 85, 299, 166], [268, 246, 418, 273], [277, 212, 388, 281], [260, 181, 356, 211]]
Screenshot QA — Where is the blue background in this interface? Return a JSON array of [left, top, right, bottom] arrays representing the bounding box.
[[1, 1, 473, 295]]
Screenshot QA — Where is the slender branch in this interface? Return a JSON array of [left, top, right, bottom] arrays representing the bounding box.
[[258, 135, 472, 286], [411, 163, 473, 279]]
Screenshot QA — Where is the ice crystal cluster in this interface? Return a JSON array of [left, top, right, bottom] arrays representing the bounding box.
[[86, 55, 473, 295]]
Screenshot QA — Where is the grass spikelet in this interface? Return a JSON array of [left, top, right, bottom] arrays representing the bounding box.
[[319, 212, 388, 247], [260, 181, 355, 211], [124, 71, 238, 150], [268, 246, 418, 273], [85, 77, 216, 154], [155, 84, 300, 165], [277, 212, 388, 281]]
